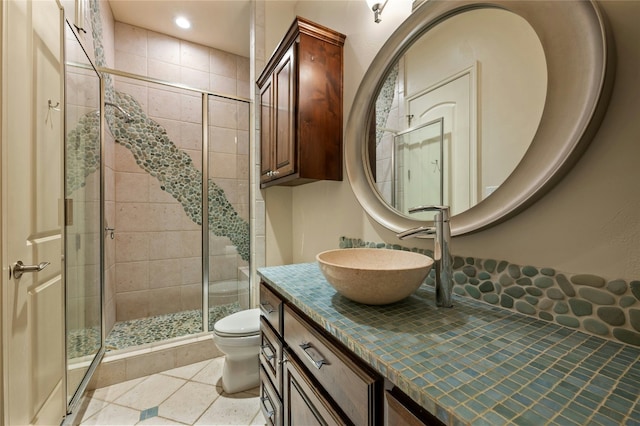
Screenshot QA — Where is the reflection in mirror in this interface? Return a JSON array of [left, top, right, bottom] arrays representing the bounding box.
[[370, 8, 547, 218], [347, 0, 612, 236], [64, 22, 103, 406]]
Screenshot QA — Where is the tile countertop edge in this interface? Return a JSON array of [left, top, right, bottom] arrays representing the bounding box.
[[258, 263, 640, 426]]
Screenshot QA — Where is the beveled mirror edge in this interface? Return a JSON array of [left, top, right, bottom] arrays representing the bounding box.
[[345, 0, 614, 236]]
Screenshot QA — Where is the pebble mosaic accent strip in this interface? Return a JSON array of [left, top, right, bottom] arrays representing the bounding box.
[[340, 236, 640, 347], [375, 63, 399, 146], [66, 111, 100, 193], [76, 0, 250, 261], [258, 263, 640, 425]]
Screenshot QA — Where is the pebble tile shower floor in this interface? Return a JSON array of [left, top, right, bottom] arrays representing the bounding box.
[[68, 304, 240, 359], [105, 304, 240, 351], [75, 357, 265, 425]]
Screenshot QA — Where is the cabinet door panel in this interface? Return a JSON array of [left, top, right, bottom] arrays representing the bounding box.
[[384, 388, 445, 426], [284, 351, 346, 426], [274, 44, 296, 178], [260, 79, 274, 181]]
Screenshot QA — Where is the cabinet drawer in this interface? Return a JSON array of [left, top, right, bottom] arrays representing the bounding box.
[[260, 282, 283, 335], [260, 366, 283, 426], [284, 305, 380, 425], [260, 316, 283, 397], [284, 350, 346, 426]]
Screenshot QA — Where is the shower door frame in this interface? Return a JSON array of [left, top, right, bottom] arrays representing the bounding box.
[[98, 66, 252, 340]]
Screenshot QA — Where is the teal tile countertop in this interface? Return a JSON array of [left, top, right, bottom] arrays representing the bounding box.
[[258, 263, 640, 426]]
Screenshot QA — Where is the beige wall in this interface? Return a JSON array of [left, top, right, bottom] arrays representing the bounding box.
[[263, 1, 640, 283]]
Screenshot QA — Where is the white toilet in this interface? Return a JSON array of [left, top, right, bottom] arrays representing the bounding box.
[[212, 308, 261, 394]]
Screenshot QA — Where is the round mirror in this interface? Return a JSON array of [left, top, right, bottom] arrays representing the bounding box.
[[371, 8, 547, 220], [346, 0, 613, 235]]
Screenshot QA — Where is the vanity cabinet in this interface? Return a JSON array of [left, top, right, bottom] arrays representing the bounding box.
[[257, 17, 346, 188], [259, 280, 447, 426]]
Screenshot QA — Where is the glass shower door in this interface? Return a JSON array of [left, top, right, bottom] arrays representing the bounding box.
[[394, 118, 444, 219], [64, 21, 104, 409]]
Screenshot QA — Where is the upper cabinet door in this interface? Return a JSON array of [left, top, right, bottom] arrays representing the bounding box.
[[257, 17, 345, 188], [260, 77, 275, 181], [273, 44, 296, 179]]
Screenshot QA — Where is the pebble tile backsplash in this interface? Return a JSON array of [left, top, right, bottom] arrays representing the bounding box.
[[340, 237, 640, 347]]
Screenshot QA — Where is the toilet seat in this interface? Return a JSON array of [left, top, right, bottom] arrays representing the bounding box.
[[213, 308, 260, 337]]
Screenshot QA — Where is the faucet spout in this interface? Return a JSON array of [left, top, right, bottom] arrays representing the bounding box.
[[397, 225, 435, 240], [397, 205, 453, 308]]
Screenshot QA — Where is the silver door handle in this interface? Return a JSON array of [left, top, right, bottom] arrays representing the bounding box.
[[12, 260, 50, 279]]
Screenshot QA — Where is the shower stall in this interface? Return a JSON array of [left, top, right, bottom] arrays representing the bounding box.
[[100, 69, 251, 351], [64, 21, 251, 410]]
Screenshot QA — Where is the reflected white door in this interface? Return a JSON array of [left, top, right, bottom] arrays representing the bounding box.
[[2, 0, 65, 424], [407, 70, 477, 215]]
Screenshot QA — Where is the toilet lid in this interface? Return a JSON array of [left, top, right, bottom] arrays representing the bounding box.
[[214, 308, 260, 337]]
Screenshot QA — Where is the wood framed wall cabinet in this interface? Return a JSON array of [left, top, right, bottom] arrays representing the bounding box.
[[258, 17, 346, 188]]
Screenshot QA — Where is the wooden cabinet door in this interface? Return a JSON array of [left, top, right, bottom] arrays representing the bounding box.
[[273, 44, 296, 179], [260, 78, 274, 182], [284, 351, 346, 426]]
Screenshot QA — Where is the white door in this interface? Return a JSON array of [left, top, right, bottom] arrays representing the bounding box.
[[2, 0, 66, 424]]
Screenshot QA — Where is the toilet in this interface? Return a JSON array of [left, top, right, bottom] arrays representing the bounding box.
[[212, 308, 261, 394]]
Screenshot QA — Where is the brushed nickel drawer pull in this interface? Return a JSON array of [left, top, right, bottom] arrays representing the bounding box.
[[260, 395, 275, 422], [299, 342, 328, 369], [261, 343, 275, 362], [260, 301, 275, 314]]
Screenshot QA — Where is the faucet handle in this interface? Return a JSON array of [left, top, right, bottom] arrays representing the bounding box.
[[408, 205, 450, 221]]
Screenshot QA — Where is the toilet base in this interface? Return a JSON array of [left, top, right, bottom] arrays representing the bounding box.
[[221, 355, 259, 394]]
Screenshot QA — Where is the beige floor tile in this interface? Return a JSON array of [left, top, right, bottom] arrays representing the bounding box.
[[74, 397, 110, 423], [114, 374, 186, 410], [89, 377, 146, 403], [194, 391, 260, 425], [191, 356, 224, 386], [79, 403, 141, 425], [158, 381, 222, 424], [250, 409, 267, 425], [244, 386, 260, 397], [161, 359, 211, 380], [137, 415, 188, 425]]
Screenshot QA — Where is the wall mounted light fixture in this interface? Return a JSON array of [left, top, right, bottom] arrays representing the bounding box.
[[366, 0, 389, 23]]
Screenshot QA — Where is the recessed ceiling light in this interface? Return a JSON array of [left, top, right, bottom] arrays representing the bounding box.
[[175, 16, 191, 29]]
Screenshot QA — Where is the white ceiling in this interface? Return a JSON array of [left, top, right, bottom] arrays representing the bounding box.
[[107, 0, 251, 57]]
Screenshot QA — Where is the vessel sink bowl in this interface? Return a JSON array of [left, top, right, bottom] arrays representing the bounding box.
[[316, 248, 434, 305]]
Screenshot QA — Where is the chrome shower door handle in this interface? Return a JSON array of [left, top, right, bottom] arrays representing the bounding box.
[[12, 260, 50, 279]]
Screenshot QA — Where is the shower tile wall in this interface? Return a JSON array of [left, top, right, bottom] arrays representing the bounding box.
[[111, 22, 250, 322]]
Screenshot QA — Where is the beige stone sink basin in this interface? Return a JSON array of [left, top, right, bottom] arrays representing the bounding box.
[[316, 248, 434, 305]]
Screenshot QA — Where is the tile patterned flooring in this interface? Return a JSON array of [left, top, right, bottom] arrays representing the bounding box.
[[75, 357, 265, 425]]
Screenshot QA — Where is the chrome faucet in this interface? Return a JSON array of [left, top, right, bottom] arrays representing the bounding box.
[[397, 205, 453, 308]]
